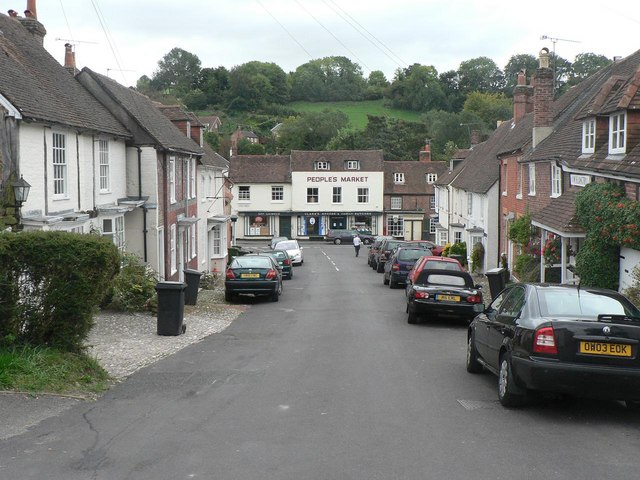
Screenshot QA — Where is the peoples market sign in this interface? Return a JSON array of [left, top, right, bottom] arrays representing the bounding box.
[[306, 175, 370, 183]]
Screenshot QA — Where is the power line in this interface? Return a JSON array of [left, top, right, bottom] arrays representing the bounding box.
[[90, 0, 128, 84], [293, 0, 370, 72], [255, 0, 314, 60]]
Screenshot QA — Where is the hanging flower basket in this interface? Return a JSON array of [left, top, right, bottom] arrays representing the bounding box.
[[542, 237, 561, 266]]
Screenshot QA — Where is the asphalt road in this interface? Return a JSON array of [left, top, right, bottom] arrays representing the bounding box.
[[1, 242, 640, 479]]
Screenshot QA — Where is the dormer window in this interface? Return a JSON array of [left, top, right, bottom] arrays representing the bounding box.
[[582, 118, 595, 153], [345, 160, 360, 170], [314, 161, 330, 170], [609, 112, 626, 154], [551, 163, 562, 198], [394, 173, 405, 184], [426, 173, 437, 184]]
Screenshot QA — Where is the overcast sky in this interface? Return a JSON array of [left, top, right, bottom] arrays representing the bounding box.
[[30, 0, 640, 87]]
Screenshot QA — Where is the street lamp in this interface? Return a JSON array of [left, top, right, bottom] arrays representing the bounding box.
[[11, 175, 31, 231], [230, 214, 238, 245]]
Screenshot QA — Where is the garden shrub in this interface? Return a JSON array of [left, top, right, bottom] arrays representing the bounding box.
[[101, 252, 157, 312], [622, 265, 640, 308], [0, 231, 120, 351], [513, 254, 540, 282]]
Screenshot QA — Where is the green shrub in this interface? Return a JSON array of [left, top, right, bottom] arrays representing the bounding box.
[[102, 252, 158, 312], [0, 231, 120, 352], [575, 237, 619, 289], [622, 264, 640, 307], [513, 254, 540, 282], [470, 242, 484, 273]]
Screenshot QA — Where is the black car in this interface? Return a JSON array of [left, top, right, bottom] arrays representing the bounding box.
[[467, 283, 640, 408], [406, 269, 483, 324], [368, 235, 392, 269], [262, 249, 293, 280], [224, 255, 283, 302], [383, 246, 431, 288], [375, 239, 408, 273], [325, 229, 375, 245]]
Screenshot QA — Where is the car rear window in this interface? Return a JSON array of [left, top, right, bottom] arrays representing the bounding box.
[[232, 257, 272, 269], [399, 249, 428, 261], [424, 260, 462, 271], [276, 241, 297, 250], [270, 251, 286, 260], [538, 289, 638, 318], [423, 273, 468, 286]]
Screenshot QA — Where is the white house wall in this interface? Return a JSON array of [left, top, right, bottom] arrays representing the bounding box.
[[620, 247, 640, 292]]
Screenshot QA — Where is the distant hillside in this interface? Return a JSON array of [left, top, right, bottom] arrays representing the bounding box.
[[288, 100, 423, 130]]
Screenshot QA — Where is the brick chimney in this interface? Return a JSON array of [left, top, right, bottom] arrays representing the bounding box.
[[419, 142, 431, 162], [513, 70, 533, 123], [8, 9, 19, 17], [19, 0, 46, 45], [533, 48, 554, 148], [470, 129, 481, 148], [63, 43, 78, 75]]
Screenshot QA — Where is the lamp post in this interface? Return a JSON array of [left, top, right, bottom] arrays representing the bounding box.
[[230, 214, 238, 246], [11, 175, 31, 231]]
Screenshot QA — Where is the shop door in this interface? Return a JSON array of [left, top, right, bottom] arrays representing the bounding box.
[[279, 216, 291, 239], [330, 216, 347, 230]]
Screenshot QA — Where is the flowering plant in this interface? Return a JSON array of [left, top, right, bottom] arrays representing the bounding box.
[[542, 237, 561, 266]]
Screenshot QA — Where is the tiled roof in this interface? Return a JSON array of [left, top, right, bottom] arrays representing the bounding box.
[[290, 150, 384, 171], [229, 155, 291, 183], [383, 160, 448, 194], [0, 14, 129, 137], [79, 68, 203, 155], [531, 190, 584, 235], [155, 104, 191, 122], [201, 142, 229, 169]]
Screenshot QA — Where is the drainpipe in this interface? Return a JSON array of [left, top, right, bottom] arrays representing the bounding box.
[[76, 133, 81, 210], [138, 147, 148, 262], [162, 150, 169, 278], [91, 135, 96, 209]]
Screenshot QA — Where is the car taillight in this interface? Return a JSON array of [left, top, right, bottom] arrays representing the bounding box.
[[283, 259, 291, 265], [533, 326, 558, 355], [415, 291, 430, 299], [225, 269, 236, 280], [265, 269, 277, 280], [466, 294, 482, 304], [392, 263, 400, 271]]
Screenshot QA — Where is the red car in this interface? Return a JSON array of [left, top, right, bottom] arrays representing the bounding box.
[[406, 255, 464, 289], [403, 240, 444, 256]]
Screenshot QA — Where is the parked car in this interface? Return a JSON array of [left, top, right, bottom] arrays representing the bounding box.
[[243, 253, 284, 277], [375, 239, 408, 273], [383, 246, 432, 288], [262, 249, 293, 279], [404, 240, 443, 256], [406, 255, 465, 290], [406, 269, 483, 324], [325, 229, 375, 245], [268, 236, 288, 249], [368, 235, 393, 269], [225, 255, 283, 302], [467, 283, 640, 408], [274, 239, 303, 265]]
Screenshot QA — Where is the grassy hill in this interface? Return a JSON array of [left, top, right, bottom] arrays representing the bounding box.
[[288, 99, 422, 130]]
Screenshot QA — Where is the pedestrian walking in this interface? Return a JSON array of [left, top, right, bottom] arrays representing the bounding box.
[[353, 234, 362, 257]]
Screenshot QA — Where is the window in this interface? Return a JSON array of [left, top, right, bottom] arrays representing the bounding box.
[[551, 163, 562, 197], [582, 119, 595, 153], [357, 188, 369, 203], [502, 161, 508, 196], [212, 225, 221, 255], [394, 173, 405, 184], [391, 196, 402, 210], [429, 219, 437, 234], [387, 216, 404, 237], [609, 112, 626, 154], [190, 224, 196, 259], [52, 132, 67, 196], [454, 231, 462, 244], [307, 187, 319, 203], [170, 224, 177, 274], [528, 163, 536, 196], [430, 196, 436, 210], [426, 173, 437, 184], [190, 158, 196, 199], [332, 186, 342, 203], [98, 140, 110, 192], [517, 164, 523, 198], [169, 156, 176, 203], [314, 161, 330, 170], [467, 193, 473, 215], [238, 186, 250, 201], [102, 216, 125, 252], [187, 121, 192, 139], [438, 230, 448, 246], [346, 160, 360, 170], [201, 175, 206, 202], [271, 186, 284, 201]]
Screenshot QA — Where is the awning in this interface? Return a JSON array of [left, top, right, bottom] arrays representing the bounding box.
[[177, 215, 200, 227]]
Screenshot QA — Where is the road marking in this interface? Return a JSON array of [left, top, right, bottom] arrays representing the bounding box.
[[457, 399, 500, 411], [321, 250, 340, 271]]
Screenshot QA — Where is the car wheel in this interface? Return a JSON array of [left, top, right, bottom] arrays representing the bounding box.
[[371, 260, 377, 270], [383, 275, 389, 285], [498, 353, 525, 407], [376, 262, 384, 273], [288, 270, 293, 280], [407, 305, 418, 324], [625, 400, 640, 410], [334, 238, 342, 245], [363, 238, 371, 245], [225, 291, 233, 302], [389, 278, 398, 289], [272, 284, 281, 302], [466, 333, 483, 373]]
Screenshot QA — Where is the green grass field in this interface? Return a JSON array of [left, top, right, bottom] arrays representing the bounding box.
[[288, 100, 422, 130]]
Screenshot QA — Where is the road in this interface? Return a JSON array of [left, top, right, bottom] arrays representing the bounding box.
[[1, 242, 640, 479]]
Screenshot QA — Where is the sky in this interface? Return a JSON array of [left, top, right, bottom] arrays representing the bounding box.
[[26, 0, 640, 87]]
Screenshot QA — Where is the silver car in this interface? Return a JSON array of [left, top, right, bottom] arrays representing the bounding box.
[[274, 239, 303, 265]]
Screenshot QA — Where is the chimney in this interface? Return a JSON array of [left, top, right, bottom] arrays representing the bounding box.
[[26, 0, 37, 19], [470, 129, 481, 147], [63, 43, 78, 75], [533, 48, 554, 148], [8, 9, 18, 17], [419, 142, 431, 162], [513, 70, 533, 123]]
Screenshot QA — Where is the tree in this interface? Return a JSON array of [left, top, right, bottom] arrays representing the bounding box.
[[237, 138, 265, 155], [438, 70, 464, 112], [365, 70, 389, 100], [503, 54, 538, 93], [568, 53, 612, 86], [228, 61, 289, 111], [387, 64, 447, 112], [457, 56, 505, 94], [289, 57, 366, 102], [196, 66, 230, 107], [151, 48, 202, 95], [463, 92, 512, 127], [276, 110, 350, 152], [421, 110, 486, 157]]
